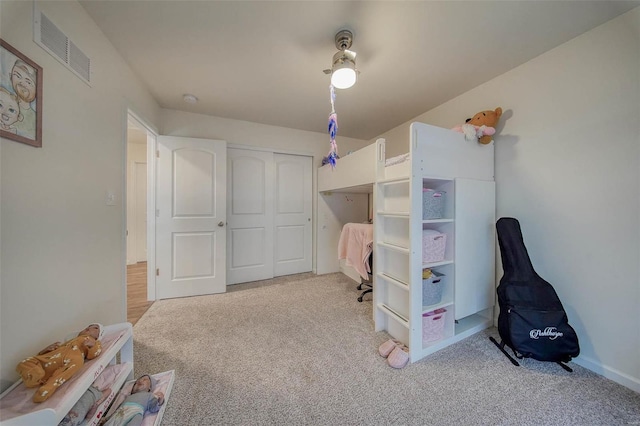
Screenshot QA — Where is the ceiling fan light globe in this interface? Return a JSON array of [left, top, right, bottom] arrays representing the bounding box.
[[331, 67, 357, 89]]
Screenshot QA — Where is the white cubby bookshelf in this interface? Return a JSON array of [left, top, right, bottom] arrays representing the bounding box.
[[0, 323, 134, 426], [373, 123, 496, 363]]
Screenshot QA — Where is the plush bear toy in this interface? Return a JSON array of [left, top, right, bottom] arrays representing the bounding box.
[[452, 107, 503, 144], [16, 324, 104, 402]]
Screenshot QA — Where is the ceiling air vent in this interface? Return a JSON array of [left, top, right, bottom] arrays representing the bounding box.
[[34, 9, 92, 86]]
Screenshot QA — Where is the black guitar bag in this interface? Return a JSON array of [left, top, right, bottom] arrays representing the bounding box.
[[490, 217, 580, 371]]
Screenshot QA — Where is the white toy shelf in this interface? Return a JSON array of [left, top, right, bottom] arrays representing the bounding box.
[[0, 322, 134, 426]]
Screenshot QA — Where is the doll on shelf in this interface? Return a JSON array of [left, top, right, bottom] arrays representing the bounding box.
[[59, 385, 111, 426], [100, 374, 165, 426], [59, 363, 131, 426], [16, 323, 104, 403]]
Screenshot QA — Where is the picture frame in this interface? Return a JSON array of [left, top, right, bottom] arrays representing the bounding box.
[[1, 39, 43, 148]]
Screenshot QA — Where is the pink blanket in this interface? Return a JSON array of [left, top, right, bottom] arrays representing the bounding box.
[[338, 223, 373, 279]]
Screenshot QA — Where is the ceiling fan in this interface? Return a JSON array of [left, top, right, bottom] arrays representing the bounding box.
[[323, 29, 358, 89]]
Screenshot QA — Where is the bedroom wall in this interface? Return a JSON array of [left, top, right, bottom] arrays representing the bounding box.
[[0, 1, 160, 391], [374, 7, 640, 391], [159, 109, 370, 277]]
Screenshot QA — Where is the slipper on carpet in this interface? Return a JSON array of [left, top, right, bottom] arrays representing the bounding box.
[[378, 339, 402, 358], [387, 345, 409, 369]]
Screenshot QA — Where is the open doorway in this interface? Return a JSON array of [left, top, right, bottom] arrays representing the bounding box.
[[126, 114, 154, 324]]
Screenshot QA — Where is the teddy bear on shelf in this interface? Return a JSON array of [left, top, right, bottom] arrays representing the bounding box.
[[452, 107, 503, 144], [16, 323, 104, 403]]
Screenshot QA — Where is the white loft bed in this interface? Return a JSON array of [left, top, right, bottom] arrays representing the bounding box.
[[0, 323, 134, 426], [318, 122, 496, 364], [318, 139, 411, 193], [318, 124, 494, 194], [318, 138, 409, 285]]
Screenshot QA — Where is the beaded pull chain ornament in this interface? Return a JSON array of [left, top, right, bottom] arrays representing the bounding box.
[[327, 85, 339, 168]]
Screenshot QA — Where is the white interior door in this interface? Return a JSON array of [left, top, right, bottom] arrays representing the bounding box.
[[156, 136, 227, 299], [274, 154, 312, 276], [135, 161, 147, 262], [226, 148, 274, 284]]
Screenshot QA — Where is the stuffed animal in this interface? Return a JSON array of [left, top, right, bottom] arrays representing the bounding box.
[[16, 324, 104, 402], [452, 107, 503, 144]]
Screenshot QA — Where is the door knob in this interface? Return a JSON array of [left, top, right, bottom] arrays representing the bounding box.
[[218, 221, 225, 227]]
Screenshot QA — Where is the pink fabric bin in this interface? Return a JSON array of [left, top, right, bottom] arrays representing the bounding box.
[[422, 308, 447, 344], [422, 230, 446, 263]]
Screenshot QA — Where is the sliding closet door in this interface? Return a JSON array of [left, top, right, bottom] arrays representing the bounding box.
[[274, 154, 312, 276], [226, 149, 275, 284]]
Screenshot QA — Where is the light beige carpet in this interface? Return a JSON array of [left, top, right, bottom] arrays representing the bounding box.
[[132, 273, 640, 425]]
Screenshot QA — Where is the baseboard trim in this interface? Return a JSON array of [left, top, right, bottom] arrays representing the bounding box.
[[573, 356, 640, 393]]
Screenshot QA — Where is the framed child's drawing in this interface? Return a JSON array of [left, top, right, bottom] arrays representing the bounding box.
[[1, 39, 43, 148]]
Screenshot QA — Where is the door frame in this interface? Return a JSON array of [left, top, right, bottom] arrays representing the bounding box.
[[134, 160, 147, 262], [124, 109, 159, 310]]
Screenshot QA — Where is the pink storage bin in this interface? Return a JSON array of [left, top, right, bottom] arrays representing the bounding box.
[[422, 308, 447, 343], [422, 229, 446, 263]]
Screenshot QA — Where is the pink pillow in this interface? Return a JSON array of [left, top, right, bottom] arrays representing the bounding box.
[[92, 364, 129, 390]]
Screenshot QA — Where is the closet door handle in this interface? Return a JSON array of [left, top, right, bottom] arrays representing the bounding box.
[[218, 221, 225, 227]]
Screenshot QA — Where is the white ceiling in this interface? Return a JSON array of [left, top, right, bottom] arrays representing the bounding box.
[[80, 1, 639, 140]]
